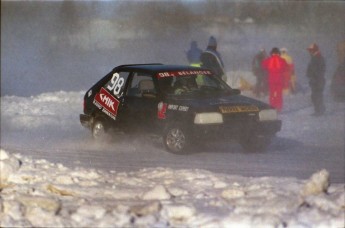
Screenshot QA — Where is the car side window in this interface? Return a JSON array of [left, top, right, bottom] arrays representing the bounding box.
[[127, 73, 156, 97], [104, 71, 130, 99]]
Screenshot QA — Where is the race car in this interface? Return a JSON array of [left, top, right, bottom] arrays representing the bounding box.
[[80, 64, 282, 153]]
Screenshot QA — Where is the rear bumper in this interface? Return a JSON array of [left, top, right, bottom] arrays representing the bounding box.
[[80, 114, 92, 129]]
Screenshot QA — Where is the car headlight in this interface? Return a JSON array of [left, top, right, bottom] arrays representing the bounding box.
[[194, 112, 223, 124], [258, 109, 278, 121]]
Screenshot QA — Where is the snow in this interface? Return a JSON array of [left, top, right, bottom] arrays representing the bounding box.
[[1, 85, 344, 227], [0, 149, 344, 227], [1, 1, 344, 225]]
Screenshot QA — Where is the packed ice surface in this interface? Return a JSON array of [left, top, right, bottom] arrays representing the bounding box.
[[0, 87, 344, 227], [0, 150, 344, 227]]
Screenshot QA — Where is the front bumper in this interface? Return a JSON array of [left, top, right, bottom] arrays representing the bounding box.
[[189, 119, 282, 140]]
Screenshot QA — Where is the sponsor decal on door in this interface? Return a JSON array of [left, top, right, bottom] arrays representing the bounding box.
[[94, 88, 120, 120]]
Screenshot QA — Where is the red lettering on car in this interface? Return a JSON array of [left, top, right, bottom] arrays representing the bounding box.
[[156, 70, 212, 78]]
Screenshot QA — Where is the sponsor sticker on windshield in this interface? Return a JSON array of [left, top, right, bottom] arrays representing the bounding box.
[[93, 88, 120, 120], [157, 70, 212, 78], [219, 105, 259, 113]]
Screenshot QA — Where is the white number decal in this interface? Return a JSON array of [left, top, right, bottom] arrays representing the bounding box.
[[107, 73, 124, 96]]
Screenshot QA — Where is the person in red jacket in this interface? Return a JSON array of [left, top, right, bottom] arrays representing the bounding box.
[[262, 47, 288, 112]]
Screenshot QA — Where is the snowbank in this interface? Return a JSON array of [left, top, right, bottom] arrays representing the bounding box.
[[1, 149, 344, 227]]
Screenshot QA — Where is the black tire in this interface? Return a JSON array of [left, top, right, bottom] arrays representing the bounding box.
[[92, 118, 108, 140], [240, 134, 271, 152], [163, 125, 189, 153]]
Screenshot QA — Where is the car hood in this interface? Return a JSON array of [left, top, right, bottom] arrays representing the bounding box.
[[166, 94, 272, 112]]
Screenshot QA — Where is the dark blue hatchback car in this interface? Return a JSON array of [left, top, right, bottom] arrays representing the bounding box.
[[80, 64, 281, 153]]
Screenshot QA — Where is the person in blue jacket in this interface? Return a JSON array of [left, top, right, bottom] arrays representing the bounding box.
[[186, 41, 202, 67], [200, 36, 226, 81]]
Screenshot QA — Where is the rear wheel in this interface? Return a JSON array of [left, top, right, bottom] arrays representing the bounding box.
[[92, 118, 107, 140], [163, 126, 189, 153]]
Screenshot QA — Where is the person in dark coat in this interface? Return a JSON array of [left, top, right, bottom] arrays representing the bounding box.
[[306, 43, 326, 116], [200, 36, 226, 81], [331, 41, 345, 102], [186, 41, 202, 67], [252, 49, 268, 97]]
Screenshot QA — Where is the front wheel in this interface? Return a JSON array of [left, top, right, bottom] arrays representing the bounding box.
[[240, 134, 272, 152], [163, 126, 189, 153]]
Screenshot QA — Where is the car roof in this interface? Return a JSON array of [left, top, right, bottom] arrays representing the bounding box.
[[115, 64, 210, 74]]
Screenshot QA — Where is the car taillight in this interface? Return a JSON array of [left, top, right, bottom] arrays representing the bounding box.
[[157, 102, 167, 119]]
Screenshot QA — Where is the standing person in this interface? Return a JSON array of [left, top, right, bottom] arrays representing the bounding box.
[[186, 41, 202, 67], [200, 36, 227, 82], [252, 48, 268, 97], [306, 43, 326, 116], [280, 48, 296, 94], [330, 40, 345, 101], [262, 47, 288, 112]]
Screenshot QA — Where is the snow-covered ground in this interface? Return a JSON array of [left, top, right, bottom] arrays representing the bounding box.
[[0, 150, 344, 227], [0, 76, 344, 227]]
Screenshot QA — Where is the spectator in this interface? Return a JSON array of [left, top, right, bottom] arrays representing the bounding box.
[[200, 36, 227, 82], [330, 41, 345, 102], [252, 48, 268, 97], [186, 41, 202, 67], [280, 48, 296, 94], [262, 47, 288, 112], [306, 43, 326, 116]]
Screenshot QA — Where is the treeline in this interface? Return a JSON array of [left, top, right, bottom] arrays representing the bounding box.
[[113, 1, 345, 34]]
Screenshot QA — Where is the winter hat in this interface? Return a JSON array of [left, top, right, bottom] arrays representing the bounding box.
[[190, 41, 197, 49], [208, 36, 217, 47], [280, 47, 288, 53], [270, 47, 280, 55], [307, 43, 319, 53]]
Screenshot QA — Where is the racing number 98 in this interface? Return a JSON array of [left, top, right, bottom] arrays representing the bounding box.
[[107, 73, 124, 96]]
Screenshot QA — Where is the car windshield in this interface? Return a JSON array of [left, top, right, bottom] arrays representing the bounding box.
[[157, 70, 231, 97]]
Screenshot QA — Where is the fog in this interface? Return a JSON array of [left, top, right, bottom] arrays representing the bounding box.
[[1, 1, 344, 97]]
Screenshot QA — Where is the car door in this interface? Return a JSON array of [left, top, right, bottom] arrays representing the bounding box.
[[121, 72, 159, 133], [94, 71, 130, 122]]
